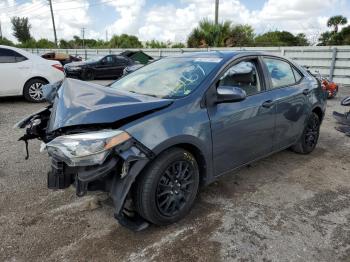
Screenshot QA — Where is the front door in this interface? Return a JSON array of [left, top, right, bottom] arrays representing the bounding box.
[[208, 58, 276, 176]]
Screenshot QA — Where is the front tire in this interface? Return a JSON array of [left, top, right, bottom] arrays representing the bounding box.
[[291, 112, 320, 154], [134, 148, 199, 226], [81, 69, 94, 80], [23, 78, 47, 103]]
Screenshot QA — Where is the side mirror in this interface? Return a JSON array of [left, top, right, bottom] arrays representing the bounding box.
[[216, 86, 246, 103]]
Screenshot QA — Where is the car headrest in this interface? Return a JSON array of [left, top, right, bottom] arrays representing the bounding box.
[[231, 71, 253, 84]]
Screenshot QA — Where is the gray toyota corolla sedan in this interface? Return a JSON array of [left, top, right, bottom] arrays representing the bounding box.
[[16, 51, 326, 230]]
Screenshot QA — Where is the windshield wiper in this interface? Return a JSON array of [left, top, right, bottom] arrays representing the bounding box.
[[128, 90, 160, 98]]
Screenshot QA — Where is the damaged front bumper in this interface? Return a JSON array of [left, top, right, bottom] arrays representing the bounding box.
[[16, 109, 154, 231], [47, 137, 153, 231]]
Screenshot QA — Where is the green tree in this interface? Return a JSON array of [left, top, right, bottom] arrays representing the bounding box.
[[171, 42, 186, 48], [59, 39, 73, 49], [225, 24, 255, 47], [11, 16, 32, 43], [0, 37, 14, 46], [17, 38, 37, 48], [109, 34, 142, 48], [295, 33, 309, 46], [255, 31, 308, 46], [327, 15, 348, 33], [145, 40, 167, 48], [318, 31, 333, 45], [187, 19, 231, 47], [318, 15, 349, 45], [338, 25, 350, 44], [35, 38, 56, 48]]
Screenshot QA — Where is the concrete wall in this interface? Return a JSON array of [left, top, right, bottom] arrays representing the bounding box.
[[27, 46, 350, 85]]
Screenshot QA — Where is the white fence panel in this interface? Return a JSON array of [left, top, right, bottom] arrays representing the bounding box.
[[26, 46, 350, 85]]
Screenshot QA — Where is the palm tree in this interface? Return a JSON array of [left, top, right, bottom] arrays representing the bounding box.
[[327, 15, 348, 33], [187, 19, 231, 47]]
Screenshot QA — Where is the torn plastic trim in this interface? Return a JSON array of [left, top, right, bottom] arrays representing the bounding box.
[[14, 107, 51, 129], [110, 158, 151, 231]]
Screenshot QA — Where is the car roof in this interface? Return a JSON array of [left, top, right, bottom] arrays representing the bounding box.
[[168, 50, 281, 60]]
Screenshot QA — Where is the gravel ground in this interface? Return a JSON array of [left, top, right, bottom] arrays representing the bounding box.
[[0, 82, 349, 262]]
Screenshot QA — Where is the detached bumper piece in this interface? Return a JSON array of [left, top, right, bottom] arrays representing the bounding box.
[[46, 140, 152, 231], [47, 158, 73, 189]]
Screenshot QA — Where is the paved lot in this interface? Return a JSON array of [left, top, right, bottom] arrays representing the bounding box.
[[0, 82, 350, 262]]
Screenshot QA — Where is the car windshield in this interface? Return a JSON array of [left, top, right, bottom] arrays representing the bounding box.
[[86, 56, 103, 62], [110, 57, 221, 98]]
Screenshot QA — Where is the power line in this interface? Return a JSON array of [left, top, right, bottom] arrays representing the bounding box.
[[1, 1, 43, 12]]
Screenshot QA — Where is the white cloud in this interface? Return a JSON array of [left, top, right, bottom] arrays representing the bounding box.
[[0, 0, 91, 42], [105, 0, 146, 36], [132, 0, 350, 44], [1, 0, 349, 45]]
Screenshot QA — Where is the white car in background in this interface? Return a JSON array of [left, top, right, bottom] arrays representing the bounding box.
[[0, 45, 64, 102]]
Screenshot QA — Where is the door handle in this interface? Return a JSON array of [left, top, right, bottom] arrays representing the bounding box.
[[262, 100, 274, 108], [303, 89, 311, 95]]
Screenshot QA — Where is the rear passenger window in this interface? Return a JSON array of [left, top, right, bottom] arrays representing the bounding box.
[[218, 60, 261, 96], [0, 48, 27, 63], [264, 58, 300, 89]]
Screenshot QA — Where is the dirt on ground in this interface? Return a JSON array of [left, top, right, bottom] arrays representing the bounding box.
[[0, 86, 349, 262]]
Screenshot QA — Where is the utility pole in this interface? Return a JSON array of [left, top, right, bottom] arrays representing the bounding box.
[[215, 0, 219, 25], [81, 28, 86, 49], [48, 0, 58, 47], [0, 20, 2, 40]]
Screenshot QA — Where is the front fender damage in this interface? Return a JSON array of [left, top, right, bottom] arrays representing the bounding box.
[[47, 138, 154, 231], [109, 140, 154, 231]]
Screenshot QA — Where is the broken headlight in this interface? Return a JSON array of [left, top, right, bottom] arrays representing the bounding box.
[[45, 130, 130, 166]]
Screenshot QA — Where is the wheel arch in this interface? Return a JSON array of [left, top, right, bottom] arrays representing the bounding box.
[[22, 76, 49, 95], [149, 138, 212, 186], [312, 105, 324, 122]]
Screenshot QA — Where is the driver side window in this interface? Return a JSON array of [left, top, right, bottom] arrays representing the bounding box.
[[218, 60, 261, 96]]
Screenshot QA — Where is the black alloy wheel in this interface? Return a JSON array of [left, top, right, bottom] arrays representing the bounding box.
[[156, 160, 196, 217], [304, 113, 320, 149], [134, 148, 199, 225], [291, 112, 320, 154]]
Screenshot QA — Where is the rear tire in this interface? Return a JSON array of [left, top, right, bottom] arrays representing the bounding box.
[[23, 78, 47, 103], [134, 148, 199, 226], [291, 112, 320, 154]]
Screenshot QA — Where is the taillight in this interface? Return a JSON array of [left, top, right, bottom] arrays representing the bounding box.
[[52, 64, 64, 72]]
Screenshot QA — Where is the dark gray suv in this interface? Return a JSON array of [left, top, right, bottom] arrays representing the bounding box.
[[17, 52, 326, 230]]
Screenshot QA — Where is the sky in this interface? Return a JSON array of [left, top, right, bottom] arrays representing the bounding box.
[[0, 0, 349, 45]]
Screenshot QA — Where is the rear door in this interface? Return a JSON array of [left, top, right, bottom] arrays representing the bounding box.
[[114, 56, 130, 78], [208, 57, 276, 176], [0, 48, 32, 96], [262, 57, 309, 150]]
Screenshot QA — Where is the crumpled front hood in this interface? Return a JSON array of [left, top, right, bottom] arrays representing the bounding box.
[[47, 78, 173, 132]]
